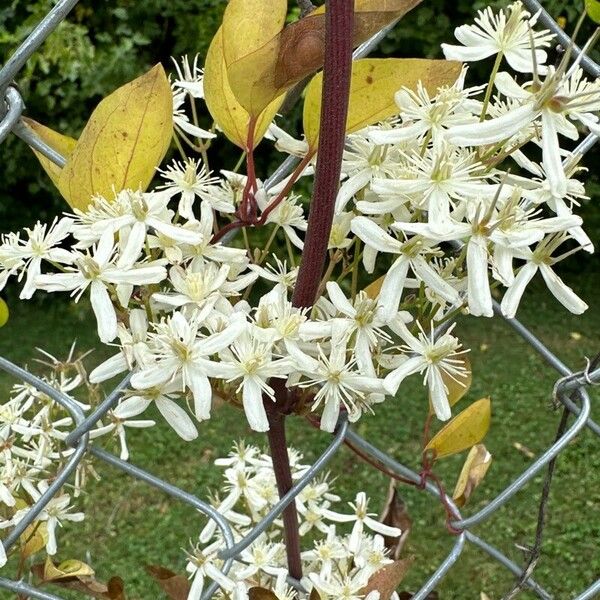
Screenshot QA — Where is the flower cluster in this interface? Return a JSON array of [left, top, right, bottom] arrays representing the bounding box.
[[0, 348, 92, 567], [183, 441, 402, 600]]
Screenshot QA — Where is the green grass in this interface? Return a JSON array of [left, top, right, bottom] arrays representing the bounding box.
[[0, 270, 598, 600]]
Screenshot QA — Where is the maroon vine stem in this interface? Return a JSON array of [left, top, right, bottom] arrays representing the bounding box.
[[265, 0, 355, 583]]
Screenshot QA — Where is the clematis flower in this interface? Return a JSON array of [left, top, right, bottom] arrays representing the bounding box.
[[351, 216, 461, 321], [441, 1, 554, 73], [383, 321, 469, 421]]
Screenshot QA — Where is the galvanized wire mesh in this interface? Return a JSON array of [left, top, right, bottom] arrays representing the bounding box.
[[0, 1, 599, 598]]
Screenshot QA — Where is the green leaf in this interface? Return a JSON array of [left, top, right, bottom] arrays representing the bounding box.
[[585, 0, 600, 23]]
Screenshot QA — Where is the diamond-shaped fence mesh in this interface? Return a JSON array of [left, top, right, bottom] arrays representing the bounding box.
[[0, 1, 598, 598]]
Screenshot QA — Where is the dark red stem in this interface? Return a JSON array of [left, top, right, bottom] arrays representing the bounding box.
[[291, 0, 354, 309], [265, 0, 355, 583]]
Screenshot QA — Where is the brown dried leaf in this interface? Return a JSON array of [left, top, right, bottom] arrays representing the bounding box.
[[452, 444, 492, 508], [379, 480, 412, 560], [310, 589, 322, 600], [107, 577, 126, 600], [146, 565, 190, 600], [249, 587, 279, 600], [226, 0, 423, 115], [361, 557, 414, 600]]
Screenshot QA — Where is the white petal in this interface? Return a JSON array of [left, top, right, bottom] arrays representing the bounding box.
[[243, 378, 270, 432], [156, 397, 198, 441], [351, 217, 402, 254], [383, 355, 426, 395], [89, 353, 128, 383], [500, 262, 538, 318], [447, 104, 536, 146], [113, 396, 152, 419], [428, 367, 451, 421], [377, 257, 410, 322], [90, 280, 118, 343], [541, 111, 568, 198], [467, 237, 493, 317], [539, 263, 588, 314]]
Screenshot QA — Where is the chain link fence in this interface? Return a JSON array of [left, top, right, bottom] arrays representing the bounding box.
[[0, 0, 599, 598]]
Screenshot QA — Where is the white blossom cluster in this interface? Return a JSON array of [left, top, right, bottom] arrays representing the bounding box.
[[0, 348, 92, 567], [184, 441, 402, 600]]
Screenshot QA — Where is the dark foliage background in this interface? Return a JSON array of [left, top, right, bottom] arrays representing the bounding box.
[[1, 0, 598, 270]]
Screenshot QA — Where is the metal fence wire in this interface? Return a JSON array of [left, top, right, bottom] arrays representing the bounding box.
[[0, 0, 599, 598]]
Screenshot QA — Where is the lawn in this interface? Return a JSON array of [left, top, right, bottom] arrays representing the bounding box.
[[0, 269, 598, 600]]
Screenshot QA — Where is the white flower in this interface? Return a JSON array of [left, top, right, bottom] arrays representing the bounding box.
[[89, 397, 155, 460], [321, 492, 401, 553], [35, 232, 167, 343], [293, 323, 384, 433], [124, 381, 199, 441], [173, 89, 216, 140], [27, 485, 84, 555], [158, 158, 220, 220], [130, 311, 246, 421], [204, 331, 293, 432], [441, 1, 554, 73], [171, 54, 205, 99], [185, 541, 234, 600], [447, 67, 600, 198], [371, 146, 493, 232], [383, 321, 469, 421], [351, 217, 460, 321], [500, 234, 588, 318]]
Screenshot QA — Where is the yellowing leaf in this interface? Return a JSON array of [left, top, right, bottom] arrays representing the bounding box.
[[431, 354, 472, 411], [425, 398, 491, 460], [0, 298, 8, 328], [364, 275, 385, 299], [20, 521, 48, 559], [227, 0, 422, 115], [452, 444, 492, 507], [43, 557, 95, 582], [21, 117, 77, 190], [222, 0, 287, 68], [585, 0, 600, 23], [204, 28, 284, 149], [303, 58, 461, 149], [57, 64, 173, 211]]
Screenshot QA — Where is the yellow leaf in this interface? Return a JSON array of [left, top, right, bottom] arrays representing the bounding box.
[[303, 58, 462, 149], [21, 117, 77, 190], [0, 298, 8, 328], [425, 397, 491, 460], [452, 444, 492, 507], [222, 0, 287, 68], [43, 557, 95, 582], [364, 275, 385, 299], [57, 64, 173, 211], [20, 521, 48, 559], [431, 354, 472, 411], [227, 0, 422, 115], [204, 28, 284, 150]]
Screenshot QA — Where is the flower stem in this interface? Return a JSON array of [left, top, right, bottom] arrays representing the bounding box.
[[479, 51, 503, 122], [265, 0, 354, 583], [291, 0, 354, 309], [266, 407, 303, 580]]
